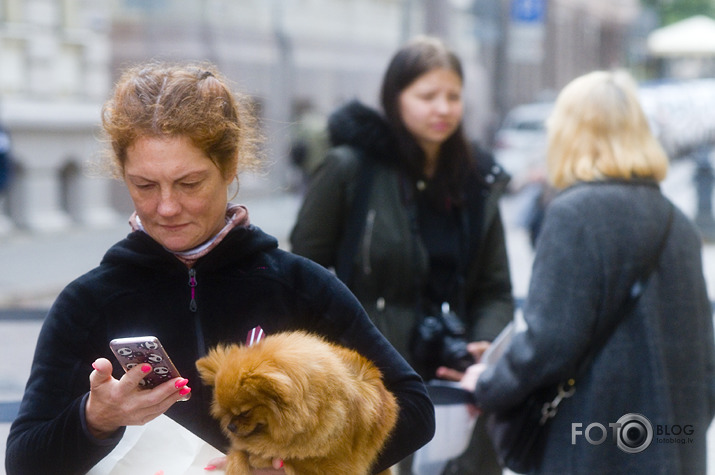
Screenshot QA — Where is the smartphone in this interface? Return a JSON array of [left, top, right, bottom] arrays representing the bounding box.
[[109, 335, 190, 401]]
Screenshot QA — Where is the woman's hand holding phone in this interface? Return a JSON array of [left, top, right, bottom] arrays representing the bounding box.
[[85, 357, 191, 439]]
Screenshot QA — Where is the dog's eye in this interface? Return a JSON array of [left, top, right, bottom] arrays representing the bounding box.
[[226, 409, 252, 432], [225, 409, 264, 436]]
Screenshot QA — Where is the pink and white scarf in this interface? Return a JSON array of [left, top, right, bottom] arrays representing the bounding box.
[[129, 203, 250, 267]]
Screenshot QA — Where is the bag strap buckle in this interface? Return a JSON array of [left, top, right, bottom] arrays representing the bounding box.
[[539, 379, 576, 425]]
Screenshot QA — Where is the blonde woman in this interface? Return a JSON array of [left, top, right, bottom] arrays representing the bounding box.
[[451, 70, 715, 474]]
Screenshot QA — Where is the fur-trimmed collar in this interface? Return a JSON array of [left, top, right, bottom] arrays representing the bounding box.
[[327, 100, 399, 167], [327, 100, 510, 188]]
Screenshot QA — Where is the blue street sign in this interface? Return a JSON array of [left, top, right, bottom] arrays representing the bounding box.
[[511, 0, 545, 23]]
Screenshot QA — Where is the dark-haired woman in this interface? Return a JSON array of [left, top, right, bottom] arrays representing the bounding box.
[[290, 36, 514, 474]]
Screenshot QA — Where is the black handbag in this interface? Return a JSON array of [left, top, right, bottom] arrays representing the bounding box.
[[484, 380, 575, 473], [485, 203, 674, 474]]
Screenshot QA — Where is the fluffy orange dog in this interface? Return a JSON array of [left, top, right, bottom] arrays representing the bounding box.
[[196, 331, 398, 475]]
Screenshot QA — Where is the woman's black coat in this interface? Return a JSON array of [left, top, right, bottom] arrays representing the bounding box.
[[6, 224, 435, 474]]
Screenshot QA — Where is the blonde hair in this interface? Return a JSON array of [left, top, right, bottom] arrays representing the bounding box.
[[546, 70, 668, 189], [101, 61, 262, 181]]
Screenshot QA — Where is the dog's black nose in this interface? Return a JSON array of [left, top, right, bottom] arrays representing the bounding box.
[[227, 422, 237, 433]]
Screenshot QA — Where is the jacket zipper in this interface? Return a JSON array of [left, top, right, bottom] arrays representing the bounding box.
[[361, 209, 376, 275], [188, 268, 198, 312], [187, 267, 206, 356]]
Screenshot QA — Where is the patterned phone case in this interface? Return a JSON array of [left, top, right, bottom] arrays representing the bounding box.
[[109, 335, 190, 400]]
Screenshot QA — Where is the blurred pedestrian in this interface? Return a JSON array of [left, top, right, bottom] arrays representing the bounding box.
[[0, 124, 12, 195], [290, 35, 514, 474], [522, 181, 556, 248], [288, 100, 329, 191], [448, 70, 715, 474], [5, 61, 434, 475]]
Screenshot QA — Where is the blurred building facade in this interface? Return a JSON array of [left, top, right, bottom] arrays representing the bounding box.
[[0, 0, 642, 233], [0, 0, 117, 233], [488, 0, 640, 129]]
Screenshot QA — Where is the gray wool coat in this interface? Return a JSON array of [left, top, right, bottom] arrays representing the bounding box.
[[475, 180, 715, 474]]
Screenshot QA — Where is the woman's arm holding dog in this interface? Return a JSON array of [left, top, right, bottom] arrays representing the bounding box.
[[290, 255, 436, 471], [357, 323, 436, 472], [318, 281, 436, 471]]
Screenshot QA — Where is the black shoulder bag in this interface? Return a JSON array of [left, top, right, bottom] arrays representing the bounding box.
[[485, 203, 674, 474]]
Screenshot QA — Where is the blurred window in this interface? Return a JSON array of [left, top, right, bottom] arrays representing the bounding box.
[[0, 38, 26, 93], [57, 43, 82, 97], [1, 0, 23, 22], [61, 0, 81, 29]]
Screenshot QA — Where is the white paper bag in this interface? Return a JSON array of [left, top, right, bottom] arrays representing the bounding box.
[[87, 415, 225, 475], [412, 381, 477, 475]]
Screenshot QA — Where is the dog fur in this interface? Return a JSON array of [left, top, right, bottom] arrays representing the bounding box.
[[196, 331, 399, 475]]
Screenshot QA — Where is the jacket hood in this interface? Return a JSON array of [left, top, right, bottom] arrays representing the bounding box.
[[328, 100, 399, 167], [101, 224, 279, 272]]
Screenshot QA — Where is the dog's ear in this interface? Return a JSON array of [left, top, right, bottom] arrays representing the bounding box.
[[196, 345, 230, 386]]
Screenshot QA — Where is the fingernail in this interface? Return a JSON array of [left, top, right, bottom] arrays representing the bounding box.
[[179, 386, 191, 396], [277, 459, 284, 469], [204, 465, 216, 471], [175, 378, 189, 389], [141, 364, 152, 373], [92, 363, 99, 371]]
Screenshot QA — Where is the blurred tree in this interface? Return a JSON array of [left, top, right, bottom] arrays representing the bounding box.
[[641, 0, 715, 25]]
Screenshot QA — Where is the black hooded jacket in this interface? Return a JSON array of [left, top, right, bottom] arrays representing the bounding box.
[[6, 223, 434, 474]]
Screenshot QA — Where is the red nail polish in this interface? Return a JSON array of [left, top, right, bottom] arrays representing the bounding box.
[[204, 465, 216, 471], [141, 364, 152, 373], [278, 459, 284, 468], [179, 386, 191, 396], [175, 378, 188, 389]]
